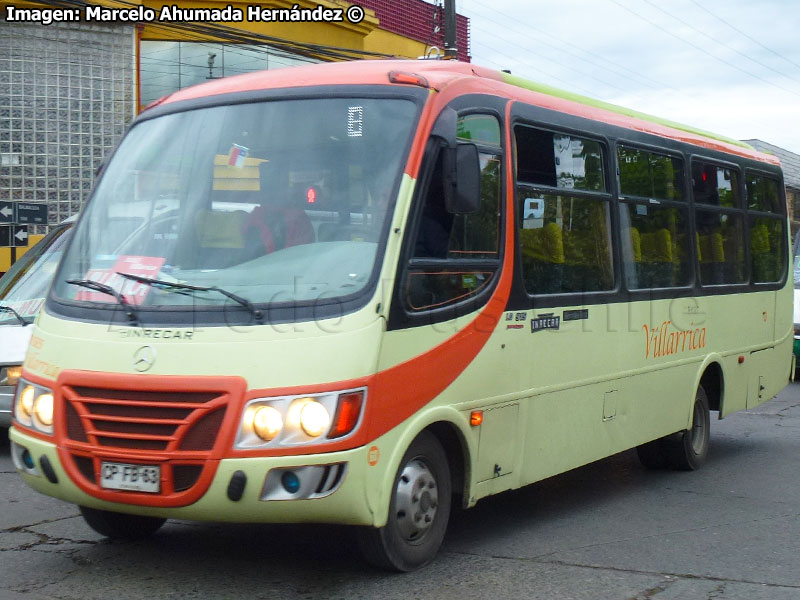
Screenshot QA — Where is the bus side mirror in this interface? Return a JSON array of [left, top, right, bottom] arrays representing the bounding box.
[[445, 143, 481, 214], [431, 108, 481, 214]]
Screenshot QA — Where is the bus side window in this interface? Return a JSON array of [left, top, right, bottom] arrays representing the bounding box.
[[404, 114, 503, 312], [746, 172, 786, 284], [618, 147, 690, 290], [515, 126, 613, 295]]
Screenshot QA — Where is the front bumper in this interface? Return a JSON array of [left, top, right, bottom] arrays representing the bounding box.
[[0, 385, 13, 428], [9, 427, 375, 525]]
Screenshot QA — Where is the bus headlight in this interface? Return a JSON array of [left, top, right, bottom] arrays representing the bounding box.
[[18, 385, 35, 422], [235, 388, 365, 449], [252, 405, 283, 441], [14, 379, 55, 434], [34, 393, 54, 428], [297, 400, 330, 437]]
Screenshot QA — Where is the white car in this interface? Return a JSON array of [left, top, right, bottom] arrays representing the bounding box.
[[0, 217, 76, 427]]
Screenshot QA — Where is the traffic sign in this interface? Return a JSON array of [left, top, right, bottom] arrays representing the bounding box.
[[11, 225, 28, 247], [0, 203, 12, 224], [0, 226, 9, 246], [15, 203, 48, 225]]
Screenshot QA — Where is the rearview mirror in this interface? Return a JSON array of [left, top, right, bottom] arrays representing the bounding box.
[[431, 108, 481, 215], [444, 144, 481, 214]]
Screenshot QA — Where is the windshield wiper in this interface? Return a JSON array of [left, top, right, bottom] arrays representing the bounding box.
[[0, 305, 30, 326], [116, 272, 263, 321], [66, 279, 139, 324]]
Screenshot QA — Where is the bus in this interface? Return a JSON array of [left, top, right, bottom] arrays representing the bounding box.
[[9, 60, 791, 571]]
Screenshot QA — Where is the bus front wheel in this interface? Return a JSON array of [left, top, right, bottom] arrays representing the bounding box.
[[357, 431, 452, 571], [637, 385, 710, 471], [79, 506, 166, 540]]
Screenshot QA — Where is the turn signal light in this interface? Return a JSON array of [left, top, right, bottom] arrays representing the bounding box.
[[470, 410, 484, 427], [328, 391, 364, 439]]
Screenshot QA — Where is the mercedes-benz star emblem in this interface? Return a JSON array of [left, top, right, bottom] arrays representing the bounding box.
[[133, 346, 156, 372]]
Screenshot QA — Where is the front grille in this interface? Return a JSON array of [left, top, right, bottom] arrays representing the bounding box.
[[63, 386, 225, 452], [56, 374, 243, 507]]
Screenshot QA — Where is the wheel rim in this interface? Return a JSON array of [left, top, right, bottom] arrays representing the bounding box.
[[393, 458, 439, 542], [690, 399, 708, 454]]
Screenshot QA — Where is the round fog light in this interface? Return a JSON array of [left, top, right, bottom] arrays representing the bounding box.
[[21, 448, 35, 470], [281, 471, 301, 494]]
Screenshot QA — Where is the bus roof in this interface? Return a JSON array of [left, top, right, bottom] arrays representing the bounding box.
[[158, 59, 780, 168]]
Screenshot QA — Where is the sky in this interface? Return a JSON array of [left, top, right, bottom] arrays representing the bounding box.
[[456, 0, 800, 155]]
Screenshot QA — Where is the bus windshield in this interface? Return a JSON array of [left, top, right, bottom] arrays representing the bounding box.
[[53, 97, 417, 320], [0, 224, 73, 325]]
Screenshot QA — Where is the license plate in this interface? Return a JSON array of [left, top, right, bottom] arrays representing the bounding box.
[[100, 461, 160, 493]]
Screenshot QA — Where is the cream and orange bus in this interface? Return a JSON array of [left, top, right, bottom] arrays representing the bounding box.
[[10, 60, 791, 571]]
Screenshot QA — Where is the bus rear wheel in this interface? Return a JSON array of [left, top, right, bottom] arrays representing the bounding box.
[[636, 385, 710, 471], [357, 431, 451, 572], [79, 506, 166, 540]]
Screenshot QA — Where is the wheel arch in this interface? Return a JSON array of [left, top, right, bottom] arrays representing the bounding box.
[[699, 360, 723, 415], [424, 420, 470, 509], [373, 408, 475, 526]]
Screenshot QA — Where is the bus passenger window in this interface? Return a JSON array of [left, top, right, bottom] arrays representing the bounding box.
[[692, 161, 739, 208], [619, 147, 683, 201], [746, 173, 781, 213], [750, 217, 785, 283], [695, 210, 746, 285], [747, 172, 785, 283], [620, 203, 691, 289], [518, 191, 613, 294], [515, 125, 612, 295]]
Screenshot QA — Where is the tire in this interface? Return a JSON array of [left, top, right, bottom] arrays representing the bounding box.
[[665, 385, 710, 470], [357, 431, 451, 572], [636, 439, 669, 469], [636, 385, 710, 471], [79, 506, 166, 540]]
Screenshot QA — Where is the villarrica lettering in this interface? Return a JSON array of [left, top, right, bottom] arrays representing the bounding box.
[[642, 320, 706, 359]]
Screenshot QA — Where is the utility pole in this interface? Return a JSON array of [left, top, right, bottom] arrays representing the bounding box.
[[443, 0, 457, 59]]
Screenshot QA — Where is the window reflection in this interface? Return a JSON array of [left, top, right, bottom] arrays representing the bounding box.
[[140, 41, 316, 107]]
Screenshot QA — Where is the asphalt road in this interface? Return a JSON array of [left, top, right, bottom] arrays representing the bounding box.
[[2, 382, 799, 600]]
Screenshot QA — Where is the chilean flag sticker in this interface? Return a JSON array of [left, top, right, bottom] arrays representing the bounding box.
[[227, 144, 248, 168]]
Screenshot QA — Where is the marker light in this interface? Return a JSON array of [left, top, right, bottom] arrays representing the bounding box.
[[34, 393, 54, 427], [328, 391, 364, 439], [299, 400, 331, 437], [388, 70, 430, 88], [19, 385, 35, 419], [1, 365, 22, 387], [253, 405, 283, 442], [470, 410, 484, 427]]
